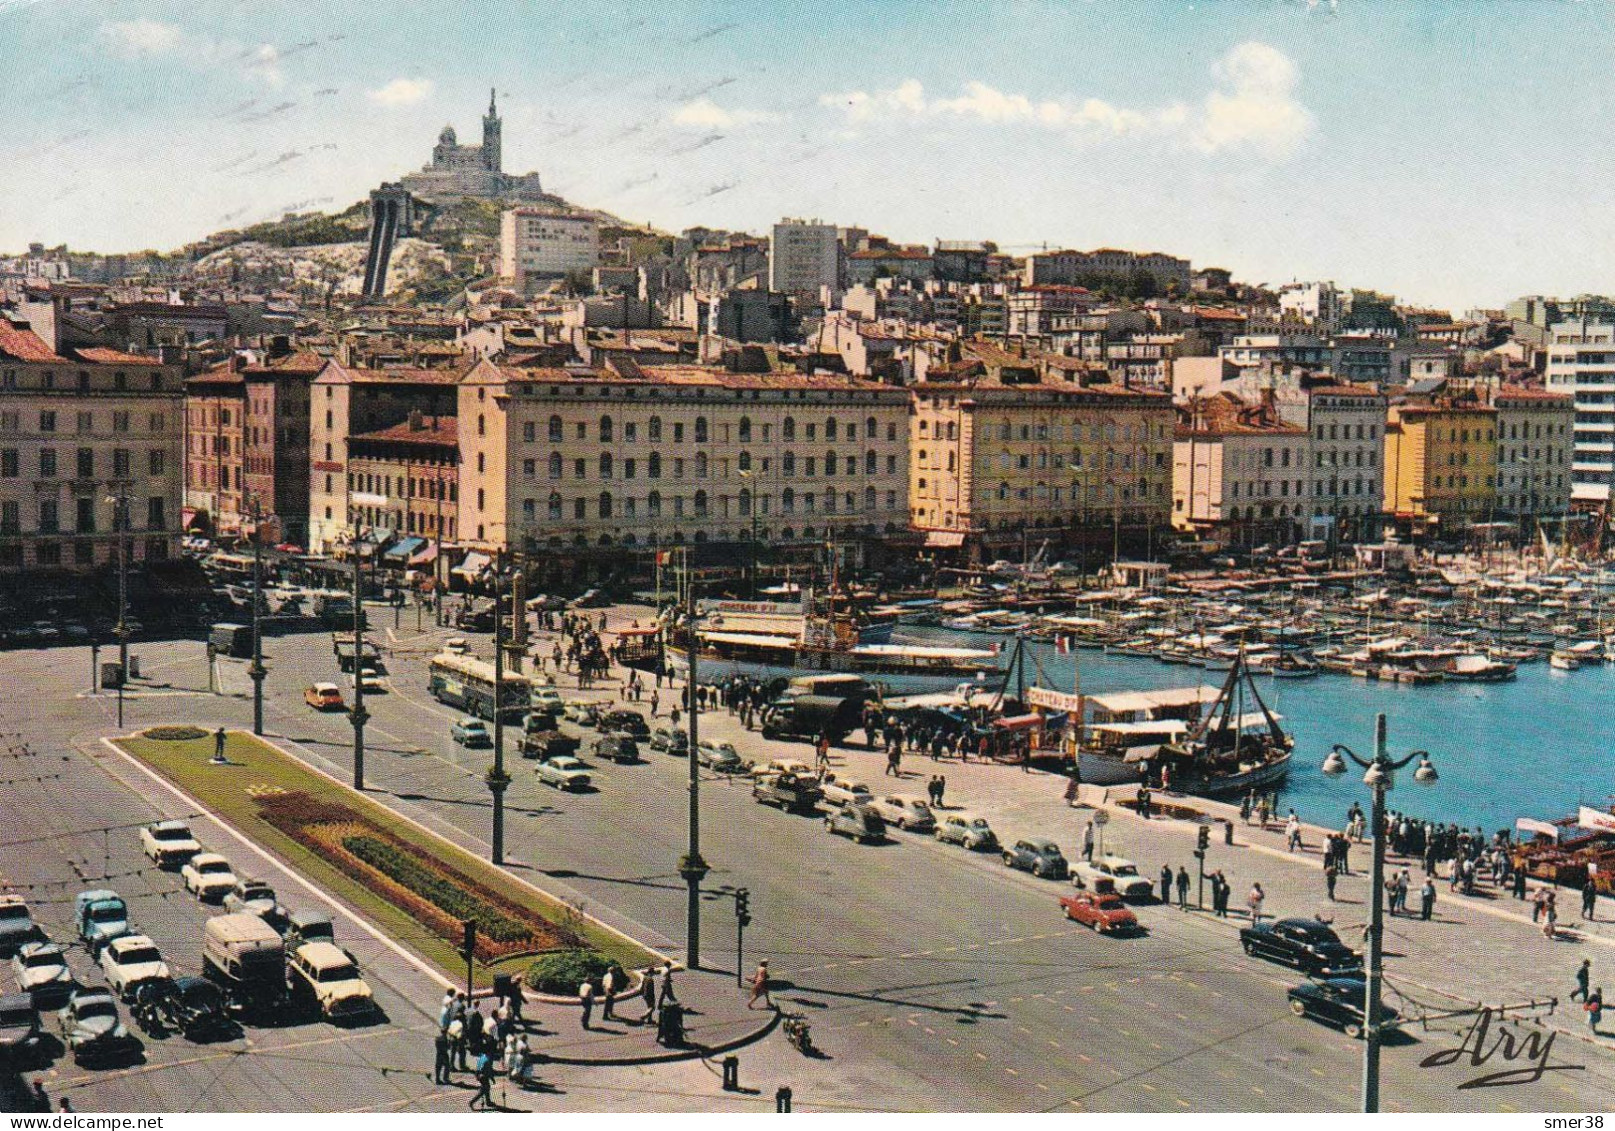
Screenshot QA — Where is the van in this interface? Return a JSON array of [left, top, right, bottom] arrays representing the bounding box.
[[202, 913, 285, 1013], [209, 623, 254, 659]]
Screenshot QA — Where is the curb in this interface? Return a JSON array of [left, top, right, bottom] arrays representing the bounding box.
[[535, 1006, 782, 1067]]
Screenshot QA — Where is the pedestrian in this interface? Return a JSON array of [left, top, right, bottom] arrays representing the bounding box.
[[1532, 886, 1547, 923], [1545, 892, 1559, 940], [58, 1099, 72, 1113], [1286, 814, 1302, 853], [1585, 878, 1599, 921], [466, 1002, 484, 1054], [579, 979, 594, 1030], [1082, 822, 1095, 862], [651, 690, 660, 717], [1064, 775, 1080, 807], [433, 1028, 453, 1084], [447, 1015, 467, 1071], [639, 967, 658, 1024], [1515, 867, 1529, 901], [1176, 866, 1190, 909], [470, 1049, 494, 1110], [671, 705, 681, 728], [1589, 987, 1604, 1033], [1214, 872, 1230, 917], [1159, 864, 1173, 904], [1247, 882, 1265, 923], [1573, 959, 1592, 1003], [748, 960, 772, 1010], [1240, 793, 1253, 825], [1138, 785, 1152, 821], [30, 1082, 49, 1112], [936, 775, 947, 807], [1421, 877, 1436, 921], [601, 968, 617, 1021], [658, 965, 678, 1011], [1324, 862, 1338, 901], [439, 988, 457, 1031], [1255, 797, 1270, 830]]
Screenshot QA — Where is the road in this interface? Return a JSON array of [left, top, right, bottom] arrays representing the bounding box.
[[3, 610, 1614, 1112]]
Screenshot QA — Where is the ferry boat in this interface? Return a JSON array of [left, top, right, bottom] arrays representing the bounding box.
[[665, 597, 1001, 694]]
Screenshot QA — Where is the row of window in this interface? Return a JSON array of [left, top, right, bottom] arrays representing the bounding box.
[[0, 496, 166, 534], [0, 537, 170, 569], [514, 414, 899, 446], [512, 449, 898, 481], [0, 448, 165, 479], [1, 370, 163, 392], [918, 419, 1165, 443], [1313, 423, 1380, 441], [511, 487, 900, 524], [5, 410, 163, 434], [345, 472, 457, 503]]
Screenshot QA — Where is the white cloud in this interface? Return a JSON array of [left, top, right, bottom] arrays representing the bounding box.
[[820, 41, 1312, 159], [367, 78, 435, 107], [99, 18, 183, 57], [670, 98, 780, 130]]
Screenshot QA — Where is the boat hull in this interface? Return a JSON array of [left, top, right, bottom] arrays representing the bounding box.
[[1077, 749, 1293, 796], [666, 646, 1001, 695]]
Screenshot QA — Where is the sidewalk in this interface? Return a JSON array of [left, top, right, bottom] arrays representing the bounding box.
[[514, 970, 780, 1067]]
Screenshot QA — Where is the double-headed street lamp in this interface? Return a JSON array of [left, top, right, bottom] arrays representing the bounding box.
[[1321, 713, 1438, 1115], [246, 497, 272, 736], [105, 490, 131, 729]]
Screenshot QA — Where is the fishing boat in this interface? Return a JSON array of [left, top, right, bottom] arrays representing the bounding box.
[[1443, 653, 1517, 682], [1549, 647, 1583, 672], [1076, 684, 1222, 786], [1271, 652, 1321, 679], [1152, 649, 1295, 797]]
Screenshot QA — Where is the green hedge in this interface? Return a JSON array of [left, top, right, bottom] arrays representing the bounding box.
[[342, 834, 534, 945], [143, 725, 209, 741], [524, 949, 625, 996]]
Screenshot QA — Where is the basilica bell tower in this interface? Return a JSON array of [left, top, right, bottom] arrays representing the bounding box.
[[481, 88, 502, 173]]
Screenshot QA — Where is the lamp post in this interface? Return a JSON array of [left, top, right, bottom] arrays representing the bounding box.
[[488, 554, 512, 866], [350, 534, 369, 790], [105, 490, 130, 729], [679, 552, 709, 968], [247, 497, 269, 736], [1320, 713, 1438, 1115]]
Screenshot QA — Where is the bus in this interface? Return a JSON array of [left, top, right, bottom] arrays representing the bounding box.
[[427, 652, 531, 722]]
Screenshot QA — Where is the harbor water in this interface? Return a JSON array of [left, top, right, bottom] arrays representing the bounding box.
[[909, 626, 1615, 833]]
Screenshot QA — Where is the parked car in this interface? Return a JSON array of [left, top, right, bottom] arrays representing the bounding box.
[[1240, 918, 1362, 977], [819, 774, 873, 808], [751, 771, 823, 813], [870, 795, 936, 832], [0, 896, 38, 956], [1287, 974, 1398, 1038], [0, 991, 41, 1062], [74, 891, 129, 957], [99, 935, 171, 1001], [1059, 889, 1141, 934], [1003, 838, 1069, 879], [1071, 854, 1155, 901], [287, 942, 375, 1022], [11, 941, 73, 1008], [451, 718, 492, 747], [752, 758, 814, 781], [935, 813, 999, 851], [140, 820, 201, 868], [304, 683, 344, 711], [650, 727, 689, 755], [592, 735, 640, 764], [57, 988, 141, 1063], [535, 756, 592, 791], [181, 853, 238, 902], [699, 743, 747, 773], [563, 702, 602, 727], [825, 804, 887, 843], [599, 709, 649, 738], [223, 879, 284, 922]]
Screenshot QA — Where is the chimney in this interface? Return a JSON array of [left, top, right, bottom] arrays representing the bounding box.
[[409, 408, 425, 432], [269, 334, 291, 359]]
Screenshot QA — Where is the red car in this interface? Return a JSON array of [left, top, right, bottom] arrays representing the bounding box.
[[1059, 890, 1140, 934]]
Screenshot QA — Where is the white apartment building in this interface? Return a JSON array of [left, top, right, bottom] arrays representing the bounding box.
[[1493, 386, 1574, 520], [1172, 392, 1316, 545], [768, 218, 839, 307], [1545, 320, 1615, 503], [1277, 281, 1343, 329], [500, 208, 599, 295]]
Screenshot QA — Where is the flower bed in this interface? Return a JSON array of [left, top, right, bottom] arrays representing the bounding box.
[[142, 725, 209, 741]]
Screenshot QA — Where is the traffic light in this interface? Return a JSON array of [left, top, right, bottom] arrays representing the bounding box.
[[461, 919, 478, 961], [735, 888, 751, 927], [1197, 825, 1211, 852]]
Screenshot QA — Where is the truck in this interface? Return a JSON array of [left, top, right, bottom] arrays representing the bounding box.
[[73, 891, 130, 957], [518, 728, 579, 761], [202, 913, 286, 1015], [751, 771, 824, 814], [760, 694, 865, 745], [331, 633, 382, 673], [208, 623, 255, 660], [313, 593, 364, 631]]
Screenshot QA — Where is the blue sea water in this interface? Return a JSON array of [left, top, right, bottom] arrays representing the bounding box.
[[909, 627, 1615, 834]]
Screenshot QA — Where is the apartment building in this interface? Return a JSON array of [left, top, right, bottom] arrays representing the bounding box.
[[500, 207, 600, 296], [768, 218, 839, 307], [908, 344, 1173, 560], [1383, 397, 1499, 535], [1492, 386, 1574, 524], [0, 316, 183, 572], [1173, 392, 1312, 546], [1023, 248, 1191, 293], [346, 413, 460, 569], [456, 359, 911, 576], [1544, 320, 1615, 504]]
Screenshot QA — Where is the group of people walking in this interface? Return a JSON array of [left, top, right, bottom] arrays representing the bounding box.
[[434, 986, 530, 1110]]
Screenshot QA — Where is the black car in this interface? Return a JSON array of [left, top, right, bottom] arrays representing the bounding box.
[[1239, 918, 1362, 976], [159, 977, 236, 1040], [1287, 975, 1400, 1038], [0, 992, 40, 1063], [599, 710, 649, 739], [593, 735, 641, 764]]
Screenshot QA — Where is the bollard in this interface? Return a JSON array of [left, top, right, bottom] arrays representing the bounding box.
[[721, 1054, 740, 1092], [775, 1086, 792, 1113]]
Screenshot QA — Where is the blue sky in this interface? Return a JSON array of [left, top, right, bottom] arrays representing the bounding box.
[[5, 0, 1615, 312]]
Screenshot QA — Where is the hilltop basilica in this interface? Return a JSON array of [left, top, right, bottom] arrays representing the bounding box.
[[399, 89, 545, 205]]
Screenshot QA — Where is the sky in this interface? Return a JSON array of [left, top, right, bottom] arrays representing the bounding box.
[[4, 0, 1615, 313]]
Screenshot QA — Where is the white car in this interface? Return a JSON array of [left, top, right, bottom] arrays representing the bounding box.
[[935, 813, 999, 851], [870, 795, 936, 832], [12, 941, 74, 1007], [98, 935, 171, 1000], [751, 758, 814, 781], [535, 756, 592, 791], [181, 853, 238, 901], [1071, 854, 1156, 901], [140, 820, 201, 867], [287, 942, 375, 1021], [819, 774, 872, 808], [531, 687, 565, 712]]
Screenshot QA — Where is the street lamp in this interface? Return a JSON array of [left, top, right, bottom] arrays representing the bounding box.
[[350, 530, 370, 790], [246, 497, 271, 736], [1320, 712, 1437, 1114], [738, 468, 760, 595], [678, 551, 709, 968], [105, 490, 130, 729]]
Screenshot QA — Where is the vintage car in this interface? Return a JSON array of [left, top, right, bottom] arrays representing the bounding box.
[[1287, 975, 1399, 1038], [1240, 918, 1362, 977], [1003, 837, 1070, 880], [1070, 854, 1156, 902], [1058, 889, 1141, 934]]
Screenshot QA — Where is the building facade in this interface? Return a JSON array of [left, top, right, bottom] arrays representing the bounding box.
[[500, 208, 600, 295], [768, 219, 839, 306], [1173, 393, 1312, 545], [456, 361, 911, 574], [909, 347, 1173, 561], [183, 368, 246, 537], [1023, 248, 1191, 293], [1492, 386, 1574, 525], [1383, 399, 1499, 535], [399, 90, 544, 204], [0, 318, 183, 572], [346, 414, 460, 565], [1544, 320, 1615, 505]]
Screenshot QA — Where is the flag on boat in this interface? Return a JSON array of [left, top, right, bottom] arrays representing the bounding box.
[[990, 642, 1002, 655], [1055, 635, 1071, 654]]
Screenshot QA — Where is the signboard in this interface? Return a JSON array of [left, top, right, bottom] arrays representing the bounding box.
[[1577, 806, 1615, 834], [1027, 686, 1084, 713], [1515, 817, 1561, 841]]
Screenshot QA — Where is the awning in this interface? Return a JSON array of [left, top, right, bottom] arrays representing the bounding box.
[[994, 714, 1042, 731], [384, 536, 426, 562], [616, 626, 660, 637], [409, 544, 438, 566], [451, 550, 492, 579], [924, 530, 967, 548]]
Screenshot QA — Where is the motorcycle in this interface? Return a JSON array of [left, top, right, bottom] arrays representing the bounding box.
[[782, 1013, 814, 1056]]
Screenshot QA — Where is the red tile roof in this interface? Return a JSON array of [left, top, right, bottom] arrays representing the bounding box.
[[72, 347, 157, 366], [351, 416, 459, 445], [0, 322, 65, 363]]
